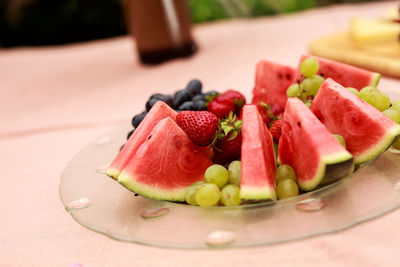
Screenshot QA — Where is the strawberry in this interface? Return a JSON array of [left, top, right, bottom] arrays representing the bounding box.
[[207, 89, 246, 119], [207, 97, 235, 119], [212, 112, 242, 164], [270, 104, 284, 118], [255, 101, 285, 126], [256, 104, 272, 126], [218, 90, 246, 113], [176, 111, 218, 146], [213, 134, 242, 164], [269, 119, 283, 143]]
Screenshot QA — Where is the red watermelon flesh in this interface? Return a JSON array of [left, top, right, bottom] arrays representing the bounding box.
[[279, 98, 353, 191], [310, 78, 400, 165], [118, 117, 212, 201], [299, 55, 381, 90], [240, 105, 277, 200], [252, 60, 297, 111], [106, 101, 176, 179]]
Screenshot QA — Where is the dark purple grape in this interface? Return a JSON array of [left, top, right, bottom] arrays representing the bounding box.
[[131, 111, 147, 128], [127, 129, 135, 140], [150, 93, 164, 100], [145, 98, 158, 111], [178, 101, 195, 111], [149, 94, 173, 107], [185, 79, 202, 96], [172, 89, 192, 108], [194, 100, 206, 111], [192, 94, 205, 102]]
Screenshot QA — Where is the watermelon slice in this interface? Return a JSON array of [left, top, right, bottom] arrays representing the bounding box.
[[299, 55, 381, 90], [252, 60, 297, 110], [279, 98, 353, 191], [310, 78, 400, 165], [118, 117, 212, 201], [240, 105, 277, 200], [106, 101, 176, 179]]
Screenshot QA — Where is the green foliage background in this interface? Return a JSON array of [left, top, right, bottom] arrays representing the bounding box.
[[0, 0, 376, 47]]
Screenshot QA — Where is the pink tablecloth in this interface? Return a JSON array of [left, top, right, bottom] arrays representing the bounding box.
[[1, 1, 399, 266]]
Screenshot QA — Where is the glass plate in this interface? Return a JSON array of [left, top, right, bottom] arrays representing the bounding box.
[[59, 126, 400, 248]]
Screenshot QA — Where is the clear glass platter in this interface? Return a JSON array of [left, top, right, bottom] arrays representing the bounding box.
[[59, 126, 400, 249]]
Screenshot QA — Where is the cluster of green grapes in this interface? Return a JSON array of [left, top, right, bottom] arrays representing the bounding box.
[[287, 58, 325, 107], [276, 132, 350, 200], [186, 161, 301, 206], [186, 133, 351, 205], [185, 162, 307, 205], [356, 88, 400, 150], [288, 57, 400, 150], [185, 161, 241, 207], [275, 165, 299, 200], [338, 86, 400, 150]]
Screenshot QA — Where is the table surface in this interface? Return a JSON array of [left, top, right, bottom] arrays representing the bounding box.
[[1, 1, 400, 266]]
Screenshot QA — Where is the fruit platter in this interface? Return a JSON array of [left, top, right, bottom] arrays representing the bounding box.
[[59, 55, 400, 248]]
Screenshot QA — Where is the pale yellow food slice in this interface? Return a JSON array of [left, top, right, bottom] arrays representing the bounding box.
[[309, 31, 400, 78], [350, 17, 400, 45], [379, 6, 399, 21]]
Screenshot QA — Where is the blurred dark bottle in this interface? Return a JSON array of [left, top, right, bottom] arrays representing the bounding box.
[[124, 0, 197, 64]]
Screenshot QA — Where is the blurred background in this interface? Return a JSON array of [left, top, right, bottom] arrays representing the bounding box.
[[0, 0, 380, 48]]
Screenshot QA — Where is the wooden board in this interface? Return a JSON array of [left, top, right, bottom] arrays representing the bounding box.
[[309, 31, 400, 78]]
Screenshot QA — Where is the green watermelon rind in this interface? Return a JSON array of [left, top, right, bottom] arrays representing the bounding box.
[[296, 151, 353, 191], [354, 124, 400, 165], [106, 167, 120, 180], [370, 73, 381, 88], [240, 186, 277, 201], [118, 172, 187, 202]]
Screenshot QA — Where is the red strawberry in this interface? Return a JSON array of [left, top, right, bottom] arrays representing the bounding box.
[[212, 112, 242, 164], [269, 119, 283, 143], [213, 133, 242, 164], [176, 111, 218, 146], [256, 104, 272, 126], [207, 97, 235, 119], [270, 104, 284, 118], [218, 90, 246, 113]]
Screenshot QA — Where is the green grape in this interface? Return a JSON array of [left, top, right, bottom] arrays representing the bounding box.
[[305, 100, 312, 108], [333, 134, 346, 148], [359, 86, 391, 111], [392, 100, 400, 113], [195, 183, 221, 207], [228, 161, 241, 186], [383, 108, 400, 124], [287, 84, 301, 97], [276, 179, 299, 200], [276, 165, 296, 183], [185, 182, 204, 205], [346, 87, 360, 97], [300, 58, 319, 78], [204, 164, 229, 189], [220, 185, 241, 206], [301, 75, 324, 97], [392, 137, 400, 150]]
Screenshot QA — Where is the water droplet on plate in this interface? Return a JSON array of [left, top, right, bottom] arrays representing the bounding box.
[[141, 207, 169, 219], [206, 230, 235, 246], [95, 164, 109, 174], [66, 197, 92, 210], [96, 136, 111, 145], [394, 180, 400, 192], [296, 198, 326, 212]]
